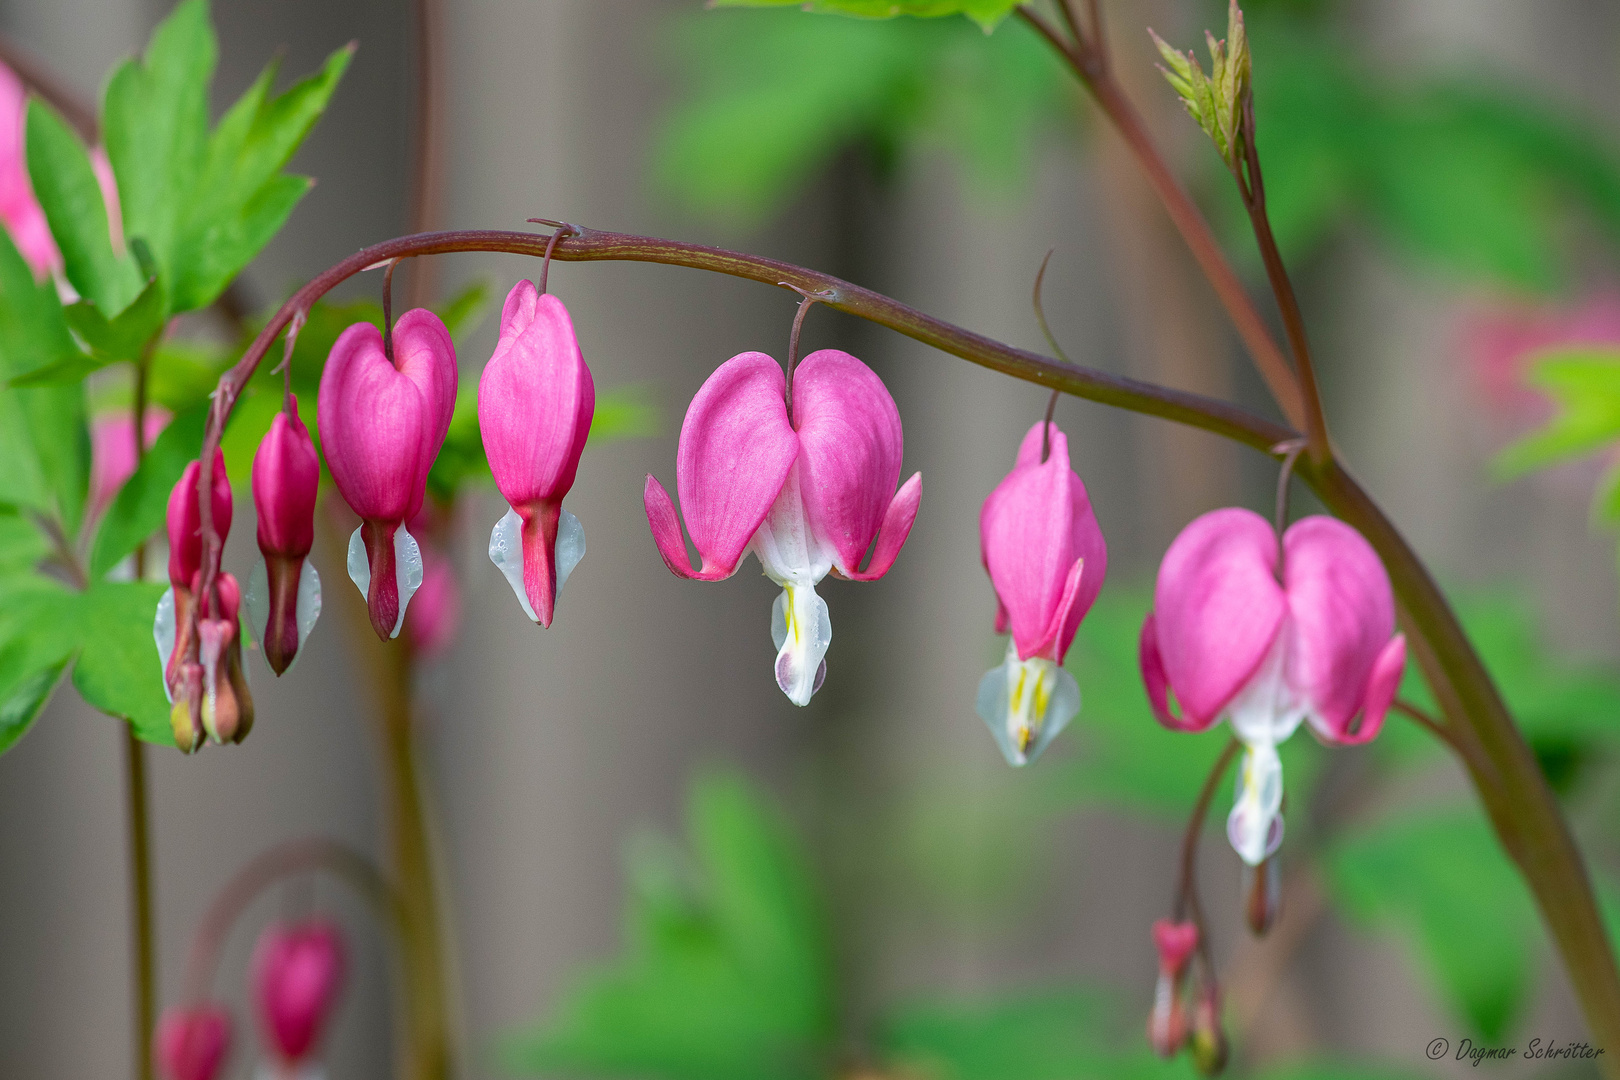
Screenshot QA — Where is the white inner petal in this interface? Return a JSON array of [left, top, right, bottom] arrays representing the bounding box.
[[244, 557, 321, 672], [153, 587, 176, 704], [750, 463, 832, 588], [296, 562, 323, 655], [975, 639, 1081, 767], [771, 583, 831, 706], [244, 556, 268, 648], [556, 508, 586, 596], [489, 508, 537, 622], [347, 524, 423, 639], [1227, 738, 1285, 866]]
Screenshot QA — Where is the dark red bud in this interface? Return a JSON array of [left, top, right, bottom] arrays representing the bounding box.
[[1244, 855, 1282, 937], [166, 451, 231, 592]]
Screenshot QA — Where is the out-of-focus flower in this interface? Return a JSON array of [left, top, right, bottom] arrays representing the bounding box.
[[644, 350, 920, 705], [976, 420, 1107, 766], [1147, 918, 1198, 1058], [251, 920, 345, 1067], [317, 311, 456, 641], [406, 544, 460, 659], [248, 403, 322, 675], [89, 407, 171, 519], [154, 1005, 231, 1080], [1140, 509, 1405, 865], [1188, 983, 1229, 1077], [1461, 294, 1620, 420], [0, 62, 59, 276], [479, 279, 593, 628]]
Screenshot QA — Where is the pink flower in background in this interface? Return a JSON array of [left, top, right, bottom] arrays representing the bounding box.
[[89, 407, 171, 519], [154, 1005, 231, 1080], [1139, 509, 1405, 864], [976, 420, 1107, 765], [406, 545, 461, 659], [249, 403, 323, 675], [478, 279, 594, 628], [318, 311, 457, 641], [1148, 918, 1198, 1058], [1461, 293, 1620, 419], [252, 920, 346, 1066], [0, 61, 59, 276], [644, 349, 921, 705]]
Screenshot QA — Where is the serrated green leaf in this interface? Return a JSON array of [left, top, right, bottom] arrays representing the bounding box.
[[505, 771, 831, 1080], [25, 100, 145, 316], [89, 404, 208, 579], [62, 273, 168, 368], [70, 580, 174, 746], [1328, 809, 1537, 1040], [0, 229, 89, 531]]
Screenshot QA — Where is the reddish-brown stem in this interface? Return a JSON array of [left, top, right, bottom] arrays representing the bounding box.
[[406, 0, 446, 307], [1016, 6, 1306, 431], [127, 345, 157, 1080], [181, 837, 404, 1004], [1175, 737, 1241, 976]]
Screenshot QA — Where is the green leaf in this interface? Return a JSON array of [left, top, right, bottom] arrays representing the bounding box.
[[62, 273, 168, 366], [88, 404, 208, 579], [437, 278, 492, 342], [504, 771, 832, 1080], [0, 648, 69, 754], [70, 581, 174, 747], [1495, 349, 1620, 478], [710, 0, 1020, 31], [25, 100, 145, 315], [0, 230, 89, 531], [1327, 809, 1538, 1040]]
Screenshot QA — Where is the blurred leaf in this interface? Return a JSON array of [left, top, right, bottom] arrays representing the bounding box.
[[103, 0, 350, 316], [0, 649, 68, 754], [425, 389, 487, 501], [505, 770, 832, 1080], [60, 272, 168, 370], [147, 339, 232, 413], [0, 516, 48, 578], [70, 581, 173, 746], [0, 229, 89, 531], [89, 404, 208, 579], [657, 10, 1066, 224], [1495, 349, 1620, 478], [1328, 808, 1538, 1040], [439, 279, 492, 343], [587, 384, 661, 445], [709, 0, 1020, 31], [25, 100, 145, 315]]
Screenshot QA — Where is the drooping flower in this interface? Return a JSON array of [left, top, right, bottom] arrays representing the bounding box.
[[976, 420, 1108, 766], [1148, 918, 1198, 1058], [252, 920, 346, 1067], [154, 452, 233, 751], [247, 402, 322, 675], [1139, 508, 1406, 865], [154, 1004, 231, 1080], [0, 62, 58, 277], [478, 280, 593, 627], [645, 350, 921, 705], [89, 407, 171, 520], [317, 311, 457, 640]]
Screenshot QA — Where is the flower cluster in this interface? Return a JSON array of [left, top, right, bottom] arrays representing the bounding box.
[[156, 919, 345, 1080]]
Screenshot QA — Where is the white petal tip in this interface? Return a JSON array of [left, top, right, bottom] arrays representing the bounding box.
[[975, 648, 1079, 768]]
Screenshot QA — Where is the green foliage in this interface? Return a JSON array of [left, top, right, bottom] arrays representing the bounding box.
[[710, 0, 1020, 31], [1151, 1, 1250, 169], [70, 581, 174, 745], [656, 9, 1067, 224], [505, 771, 833, 1080], [101, 0, 351, 316], [1328, 809, 1538, 1041]]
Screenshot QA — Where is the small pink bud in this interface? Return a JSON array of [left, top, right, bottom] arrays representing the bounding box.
[[405, 545, 460, 658], [1147, 919, 1198, 1058], [317, 311, 456, 641], [166, 451, 232, 593], [252, 919, 346, 1065], [169, 660, 204, 753], [154, 1005, 231, 1080], [251, 402, 322, 675], [1152, 918, 1198, 975], [478, 280, 594, 628], [198, 572, 252, 745], [1188, 985, 1229, 1076], [90, 408, 170, 519]]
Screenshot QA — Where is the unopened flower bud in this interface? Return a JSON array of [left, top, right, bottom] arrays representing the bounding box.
[[1244, 854, 1282, 936], [253, 919, 346, 1065], [251, 401, 322, 675], [154, 1004, 231, 1080], [198, 573, 253, 745], [169, 660, 204, 754], [1189, 985, 1229, 1076], [1147, 918, 1198, 1057], [166, 452, 232, 593]]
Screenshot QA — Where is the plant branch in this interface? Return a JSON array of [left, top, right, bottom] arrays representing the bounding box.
[[126, 346, 157, 1080], [1174, 737, 1241, 974], [1015, 6, 1306, 431]]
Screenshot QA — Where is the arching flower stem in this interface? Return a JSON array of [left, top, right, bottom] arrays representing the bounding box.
[[1175, 737, 1241, 975]]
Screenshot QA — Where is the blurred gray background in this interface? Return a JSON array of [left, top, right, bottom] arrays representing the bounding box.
[[0, 0, 1616, 1078]]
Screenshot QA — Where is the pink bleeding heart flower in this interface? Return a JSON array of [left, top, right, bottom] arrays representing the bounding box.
[[154, 452, 232, 751], [252, 919, 346, 1066], [318, 310, 457, 641], [0, 62, 59, 277], [154, 1004, 231, 1080], [1139, 508, 1406, 864], [406, 544, 461, 659], [976, 420, 1108, 765], [478, 280, 593, 628], [249, 402, 323, 675], [645, 349, 921, 705], [89, 407, 170, 520], [1148, 918, 1198, 1058]]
